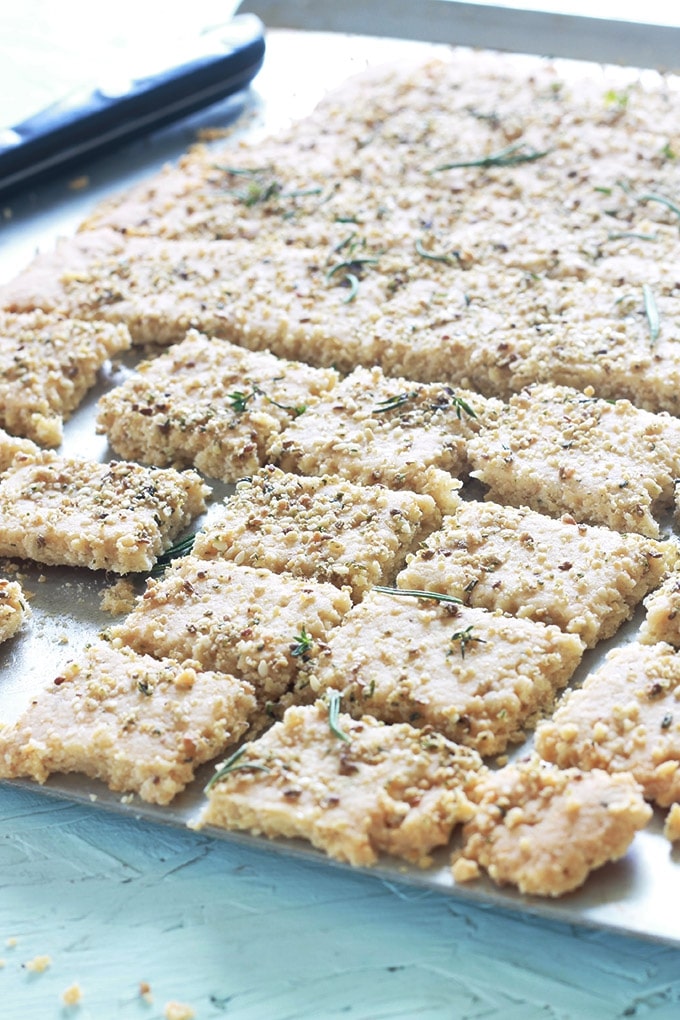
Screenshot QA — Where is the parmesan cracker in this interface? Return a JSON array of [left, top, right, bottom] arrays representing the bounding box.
[[192, 466, 441, 601], [311, 590, 583, 755], [453, 758, 651, 897], [536, 642, 680, 807], [398, 501, 674, 647], [0, 643, 257, 804], [198, 701, 484, 867]]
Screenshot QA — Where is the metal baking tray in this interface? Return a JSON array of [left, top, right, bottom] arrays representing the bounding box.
[[2, 12, 680, 946]]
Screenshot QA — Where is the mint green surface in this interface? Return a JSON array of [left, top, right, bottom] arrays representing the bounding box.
[[0, 784, 679, 1020]]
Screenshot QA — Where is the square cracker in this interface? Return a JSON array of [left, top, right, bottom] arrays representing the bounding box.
[[198, 700, 485, 867], [111, 558, 352, 704], [269, 365, 499, 513], [0, 445, 209, 574], [311, 590, 583, 756], [192, 466, 441, 602], [467, 384, 680, 537], [0, 310, 130, 447], [536, 641, 680, 807], [97, 330, 338, 481], [398, 501, 675, 647], [453, 758, 651, 897], [0, 642, 257, 805]]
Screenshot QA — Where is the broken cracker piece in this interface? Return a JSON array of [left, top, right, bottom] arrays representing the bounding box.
[[536, 641, 680, 807], [193, 466, 441, 601], [0, 643, 256, 805], [198, 701, 485, 867], [454, 758, 651, 897], [311, 590, 583, 755], [0, 448, 208, 573], [398, 501, 674, 647]]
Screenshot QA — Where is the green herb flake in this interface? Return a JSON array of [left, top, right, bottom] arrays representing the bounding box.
[[447, 625, 487, 659], [205, 745, 271, 792], [372, 390, 420, 414], [290, 626, 314, 659], [415, 237, 460, 265], [638, 192, 680, 221], [661, 713, 673, 730], [150, 533, 196, 576], [643, 284, 661, 345], [327, 690, 351, 743], [373, 586, 462, 606], [431, 141, 550, 173]]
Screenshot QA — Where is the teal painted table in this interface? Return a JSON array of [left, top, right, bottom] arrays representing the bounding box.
[[1, 783, 679, 1019]]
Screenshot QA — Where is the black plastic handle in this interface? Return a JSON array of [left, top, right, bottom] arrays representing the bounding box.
[[0, 13, 265, 199]]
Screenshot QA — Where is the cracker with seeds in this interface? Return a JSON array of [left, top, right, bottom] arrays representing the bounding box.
[[536, 642, 680, 807], [111, 559, 352, 704], [398, 502, 675, 648], [96, 331, 338, 480], [452, 758, 651, 897], [0, 448, 209, 574], [197, 700, 485, 867], [0, 643, 256, 805], [310, 590, 583, 756], [640, 570, 680, 647], [467, 384, 680, 537], [0, 310, 130, 446], [269, 366, 498, 513], [0, 579, 30, 644], [192, 466, 441, 601], [0, 229, 390, 372]]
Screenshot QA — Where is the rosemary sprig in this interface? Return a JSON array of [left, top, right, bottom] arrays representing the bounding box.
[[449, 394, 477, 420], [326, 257, 380, 280], [447, 625, 487, 659], [151, 534, 195, 576], [415, 237, 460, 265], [327, 690, 350, 743], [607, 231, 658, 242], [643, 284, 660, 345], [341, 273, 360, 304], [373, 586, 462, 606], [205, 745, 271, 792], [372, 390, 420, 413], [638, 192, 680, 221], [290, 626, 314, 659], [227, 388, 260, 413], [431, 141, 550, 173]]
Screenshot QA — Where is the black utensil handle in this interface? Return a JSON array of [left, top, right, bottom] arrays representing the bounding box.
[[0, 13, 265, 199]]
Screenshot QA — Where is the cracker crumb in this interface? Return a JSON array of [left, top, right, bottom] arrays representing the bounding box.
[[61, 982, 82, 1006], [164, 1002, 195, 1020], [452, 857, 481, 883], [139, 980, 153, 1004], [100, 578, 138, 616], [664, 804, 680, 842], [23, 954, 52, 973]]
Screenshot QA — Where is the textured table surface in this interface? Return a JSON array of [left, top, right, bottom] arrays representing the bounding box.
[[1, 782, 680, 1019], [3, 5, 680, 1017]]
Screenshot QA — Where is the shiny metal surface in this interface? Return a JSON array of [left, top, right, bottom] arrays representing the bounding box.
[[1, 24, 679, 946]]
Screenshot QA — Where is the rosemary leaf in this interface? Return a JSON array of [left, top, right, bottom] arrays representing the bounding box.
[[638, 192, 680, 220], [447, 625, 487, 659], [450, 394, 477, 420], [415, 237, 460, 265], [290, 626, 314, 658], [373, 586, 462, 606], [151, 534, 195, 575], [372, 390, 420, 413], [227, 387, 260, 413], [326, 257, 380, 280], [205, 745, 270, 792], [607, 231, 658, 242], [643, 284, 661, 345], [431, 141, 550, 173], [327, 691, 351, 743], [341, 273, 360, 303]]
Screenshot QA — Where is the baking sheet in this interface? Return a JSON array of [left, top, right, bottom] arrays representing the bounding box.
[[2, 23, 680, 946]]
